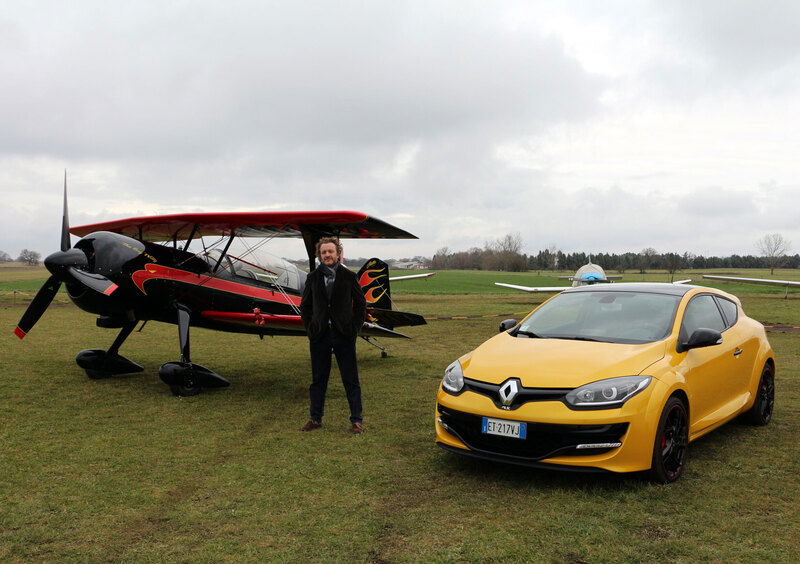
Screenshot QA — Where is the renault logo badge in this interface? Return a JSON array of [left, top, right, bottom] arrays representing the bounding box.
[[498, 379, 520, 407]]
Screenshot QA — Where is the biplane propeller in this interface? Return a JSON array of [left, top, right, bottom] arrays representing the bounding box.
[[15, 178, 426, 396]]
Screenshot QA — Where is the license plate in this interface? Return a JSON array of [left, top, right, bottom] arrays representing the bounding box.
[[481, 417, 527, 439]]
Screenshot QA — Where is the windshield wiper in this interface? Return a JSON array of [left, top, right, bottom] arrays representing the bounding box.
[[515, 330, 542, 339], [557, 335, 606, 342]]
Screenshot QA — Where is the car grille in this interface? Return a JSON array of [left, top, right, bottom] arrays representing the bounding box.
[[438, 404, 628, 460], [462, 377, 571, 409]]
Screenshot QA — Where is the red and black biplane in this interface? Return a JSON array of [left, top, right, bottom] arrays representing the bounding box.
[[15, 180, 427, 396]]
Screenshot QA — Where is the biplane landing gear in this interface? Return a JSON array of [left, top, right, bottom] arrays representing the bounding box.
[[75, 321, 144, 379], [159, 303, 230, 396], [159, 361, 229, 397], [361, 336, 389, 358]]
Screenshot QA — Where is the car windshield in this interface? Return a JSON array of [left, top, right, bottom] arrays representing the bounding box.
[[517, 291, 681, 344]]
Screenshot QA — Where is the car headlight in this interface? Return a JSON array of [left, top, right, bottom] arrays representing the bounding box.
[[565, 376, 651, 410], [442, 360, 464, 394]]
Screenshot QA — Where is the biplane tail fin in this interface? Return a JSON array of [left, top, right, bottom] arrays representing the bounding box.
[[356, 258, 427, 330], [357, 258, 393, 311]]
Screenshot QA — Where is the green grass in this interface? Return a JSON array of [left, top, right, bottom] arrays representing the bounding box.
[[2, 270, 799, 561]]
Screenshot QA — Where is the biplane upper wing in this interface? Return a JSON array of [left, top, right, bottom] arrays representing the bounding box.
[[70, 211, 417, 242], [702, 274, 800, 288]]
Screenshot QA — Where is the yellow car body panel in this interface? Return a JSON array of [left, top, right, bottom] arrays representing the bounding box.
[[435, 284, 775, 477]]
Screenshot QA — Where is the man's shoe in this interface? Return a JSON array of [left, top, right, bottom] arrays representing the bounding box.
[[301, 420, 322, 432], [350, 422, 364, 434]]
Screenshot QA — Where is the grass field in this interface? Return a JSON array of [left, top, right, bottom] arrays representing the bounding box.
[[2, 268, 799, 562]]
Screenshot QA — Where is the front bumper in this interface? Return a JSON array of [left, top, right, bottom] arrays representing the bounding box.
[[435, 383, 665, 474]]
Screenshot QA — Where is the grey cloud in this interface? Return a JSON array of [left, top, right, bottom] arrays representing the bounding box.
[[1, 1, 604, 163]]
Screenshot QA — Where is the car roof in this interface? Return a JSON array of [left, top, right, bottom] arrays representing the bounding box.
[[563, 282, 697, 297]]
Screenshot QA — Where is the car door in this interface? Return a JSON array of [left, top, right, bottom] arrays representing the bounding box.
[[678, 294, 742, 435]]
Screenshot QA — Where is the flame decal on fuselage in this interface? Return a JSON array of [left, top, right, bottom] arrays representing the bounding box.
[[131, 263, 301, 306]]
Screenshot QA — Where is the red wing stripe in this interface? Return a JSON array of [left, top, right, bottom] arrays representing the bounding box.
[[14, 327, 27, 339], [104, 283, 119, 296]]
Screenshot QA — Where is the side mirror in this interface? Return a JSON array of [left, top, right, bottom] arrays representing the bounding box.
[[678, 328, 722, 353], [499, 319, 518, 333]]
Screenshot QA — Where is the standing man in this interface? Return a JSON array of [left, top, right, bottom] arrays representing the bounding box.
[[300, 237, 367, 434]]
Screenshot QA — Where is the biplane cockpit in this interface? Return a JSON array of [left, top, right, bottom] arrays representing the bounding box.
[[201, 247, 306, 292]]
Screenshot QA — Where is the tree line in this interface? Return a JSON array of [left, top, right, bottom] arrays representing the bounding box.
[[429, 233, 796, 274]]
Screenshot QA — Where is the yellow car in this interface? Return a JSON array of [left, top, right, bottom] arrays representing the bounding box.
[[435, 283, 775, 482]]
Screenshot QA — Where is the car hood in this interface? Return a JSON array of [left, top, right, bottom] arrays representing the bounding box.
[[462, 332, 668, 388]]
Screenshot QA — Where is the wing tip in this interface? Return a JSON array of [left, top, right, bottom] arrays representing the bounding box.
[[14, 326, 27, 339]]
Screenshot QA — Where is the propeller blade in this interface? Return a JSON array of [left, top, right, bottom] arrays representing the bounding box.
[[68, 267, 119, 296], [61, 170, 71, 252], [15, 276, 61, 339]]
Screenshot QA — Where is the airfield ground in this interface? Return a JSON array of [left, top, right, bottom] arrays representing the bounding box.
[[2, 267, 798, 561]]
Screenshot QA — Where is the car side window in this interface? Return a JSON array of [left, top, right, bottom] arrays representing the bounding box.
[[715, 297, 738, 328], [681, 294, 726, 337]]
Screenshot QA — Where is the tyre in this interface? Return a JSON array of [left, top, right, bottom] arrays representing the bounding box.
[[648, 396, 689, 484], [744, 363, 774, 426], [170, 382, 202, 397]]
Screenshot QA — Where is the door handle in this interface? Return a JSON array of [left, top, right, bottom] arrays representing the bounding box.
[[733, 348, 743, 357]]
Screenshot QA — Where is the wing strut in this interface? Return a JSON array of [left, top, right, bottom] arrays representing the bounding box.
[[212, 232, 236, 274], [301, 228, 318, 272], [182, 224, 199, 252]]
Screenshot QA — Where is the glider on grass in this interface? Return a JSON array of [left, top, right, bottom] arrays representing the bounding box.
[[494, 262, 623, 293], [496, 261, 691, 294], [15, 177, 427, 396]]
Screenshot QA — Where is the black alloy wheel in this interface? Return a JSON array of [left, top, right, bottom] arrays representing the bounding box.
[[745, 363, 775, 426], [648, 396, 689, 484]]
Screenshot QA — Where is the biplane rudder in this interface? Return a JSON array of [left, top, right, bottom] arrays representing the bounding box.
[[356, 258, 392, 310]]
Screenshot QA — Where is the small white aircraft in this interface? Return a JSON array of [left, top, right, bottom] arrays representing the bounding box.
[[496, 262, 690, 293], [495, 262, 622, 293], [702, 274, 799, 297]]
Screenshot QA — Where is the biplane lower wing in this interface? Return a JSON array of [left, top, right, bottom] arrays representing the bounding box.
[[201, 311, 412, 338]]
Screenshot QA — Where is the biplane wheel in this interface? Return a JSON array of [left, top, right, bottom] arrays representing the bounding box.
[[170, 382, 202, 397], [381, 351, 388, 358], [85, 369, 112, 380]]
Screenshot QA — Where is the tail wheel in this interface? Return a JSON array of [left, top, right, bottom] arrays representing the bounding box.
[[648, 396, 689, 483], [744, 363, 775, 426]]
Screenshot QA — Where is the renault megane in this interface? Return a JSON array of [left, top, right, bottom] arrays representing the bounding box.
[[435, 283, 775, 482]]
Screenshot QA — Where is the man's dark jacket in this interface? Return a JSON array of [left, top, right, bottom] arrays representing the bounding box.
[[301, 264, 367, 341]]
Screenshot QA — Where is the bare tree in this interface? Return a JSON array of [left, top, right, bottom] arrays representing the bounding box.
[[662, 253, 683, 281], [17, 249, 42, 266], [430, 247, 450, 270], [756, 233, 791, 274], [0, 250, 12, 262], [637, 248, 658, 274]]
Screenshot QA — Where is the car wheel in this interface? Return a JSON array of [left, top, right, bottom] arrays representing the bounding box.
[[744, 363, 774, 426], [648, 396, 689, 484]]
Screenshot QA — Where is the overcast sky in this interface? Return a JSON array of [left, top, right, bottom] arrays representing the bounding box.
[[1, 1, 798, 262]]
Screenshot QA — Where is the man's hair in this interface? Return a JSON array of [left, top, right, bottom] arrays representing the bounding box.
[[315, 237, 343, 258]]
